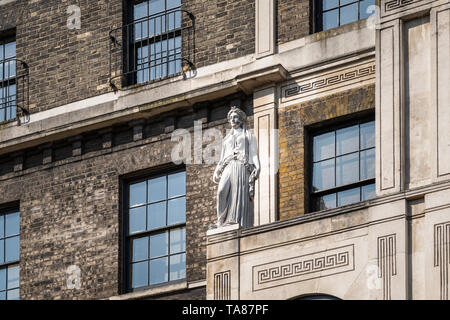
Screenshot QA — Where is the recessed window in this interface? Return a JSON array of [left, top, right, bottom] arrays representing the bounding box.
[[0, 38, 16, 122], [315, 0, 375, 32], [310, 119, 375, 211], [129, 0, 182, 84], [126, 170, 186, 291], [0, 208, 20, 300]]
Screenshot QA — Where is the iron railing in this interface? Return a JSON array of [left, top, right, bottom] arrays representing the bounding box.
[[0, 57, 29, 125], [109, 9, 195, 90]]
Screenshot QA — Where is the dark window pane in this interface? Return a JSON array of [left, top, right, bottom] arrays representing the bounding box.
[[7, 288, 19, 300], [167, 0, 181, 10], [340, 3, 358, 25], [5, 41, 15, 59], [132, 261, 148, 288], [137, 45, 150, 83], [168, 171, 185, 198], [336, 125, 359, 155], [360, 121, 375, 149], [150, 232, 168, 258], [0, 215, 3, 238], [129, 206, 146, 234], [313, 131, 335, 161], [0, 268, 5, 291], [316, 193, 337, 211], [341, 0, 358, 5], [134, 1, 148, 21], [129, 181, 146, 207], [7, 265, 19, 289], [323, 9, 339, 30], [170, 228, 185, 254], [4, 59, 16, 79], [170, 253, 186, 281], [362, 183, 376, 201], [0, 240, 3, 263], [134, 19, 149, 41], [323, 0, 338, 10], [0, 44, 3, 60], [168, 197, 186, 225], [338, 187, 360, 206], [360, 149, 375, 180], [149, 0, 165, 15], [5, 212, 19, 237], [149, 257, 168, 285], [313, 159, 335, 191], [132, 237, 149, 262], [148, 202, 166, 230], [360, 0, 376, 19], [0, 291, 5, 300], [148, 176, 166, 203], [5, 236, 19, 262], [336, 153, 359, 186]]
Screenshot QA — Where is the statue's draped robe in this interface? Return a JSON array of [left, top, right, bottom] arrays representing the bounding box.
[[217, 127, 257, 228]]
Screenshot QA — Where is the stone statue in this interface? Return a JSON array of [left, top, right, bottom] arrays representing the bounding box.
[[212, 106, 260, 229]]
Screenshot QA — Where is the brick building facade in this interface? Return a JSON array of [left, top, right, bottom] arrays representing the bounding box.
[[0, 0, 449, 300]]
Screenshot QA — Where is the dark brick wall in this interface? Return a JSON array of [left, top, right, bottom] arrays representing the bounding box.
[[2, 0, 122, 114], [185, 0, 255, 68], [0, 0, 255, 114], [278, 84, 375, 221], [277, 0, 311, 45], [0, 93, 252, 299]]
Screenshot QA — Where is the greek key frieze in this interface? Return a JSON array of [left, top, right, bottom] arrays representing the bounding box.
[[252, 245, 354, 291], [281, 63, 375, 102], [384, 0, 417, 12]]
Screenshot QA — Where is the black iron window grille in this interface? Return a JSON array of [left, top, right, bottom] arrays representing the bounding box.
[[310, 119, 376, 211], [125, 170, 186, 291], [0, 38, 29, 125], [314, 0, 375, 32], [0, 208, 20, 300], [110, 0, 195, 89]]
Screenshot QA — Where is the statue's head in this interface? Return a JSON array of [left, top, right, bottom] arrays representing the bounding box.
[[227, 106, 246, 129]]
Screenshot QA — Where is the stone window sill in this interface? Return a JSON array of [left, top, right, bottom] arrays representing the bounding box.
[[107, 280, 206, 300]]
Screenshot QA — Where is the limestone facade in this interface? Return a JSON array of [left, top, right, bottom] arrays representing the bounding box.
[[0, 0, 448, 300]]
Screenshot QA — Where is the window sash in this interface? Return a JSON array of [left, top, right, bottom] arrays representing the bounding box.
[[0, 208, 20, 301], [125, 169, 186, 291], [315, 0, 375, 32], [310, 119, 375, 211]]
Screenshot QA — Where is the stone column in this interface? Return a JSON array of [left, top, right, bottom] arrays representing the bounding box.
[[255, 0, 275, 58], [253, 86, 278, 226], [430, 3, 450, 183], [376, 18, 403, 196]]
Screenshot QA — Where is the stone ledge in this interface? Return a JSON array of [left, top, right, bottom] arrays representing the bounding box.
[[107, 280, 207, 300]]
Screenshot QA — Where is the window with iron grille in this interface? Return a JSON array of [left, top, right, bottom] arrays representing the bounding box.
[[129, 0, 182, 85], [125, 170, 186, 291], [310, 119, 375, 211], [0, 38, 16, 122], [314, 0, 375, 32], [0, 208, 20, 300]]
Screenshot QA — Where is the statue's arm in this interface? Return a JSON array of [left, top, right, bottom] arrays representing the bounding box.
[[250, 134, 260, 179], [213, 142, 226, 184]]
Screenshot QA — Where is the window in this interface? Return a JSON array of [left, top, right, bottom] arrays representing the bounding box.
[[310, 119, 375, 211], [0, 38, 16, 122], [125, 170, 186, 291], [129, 0, 182, 84], [0, 208, 20, 300], [315, 0, 375, 32]]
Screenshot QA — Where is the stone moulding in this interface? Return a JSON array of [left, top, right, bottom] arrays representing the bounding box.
[[281, 60, 375, 105], [252, 244, 355, 291], [434, 221, 450, 300]]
